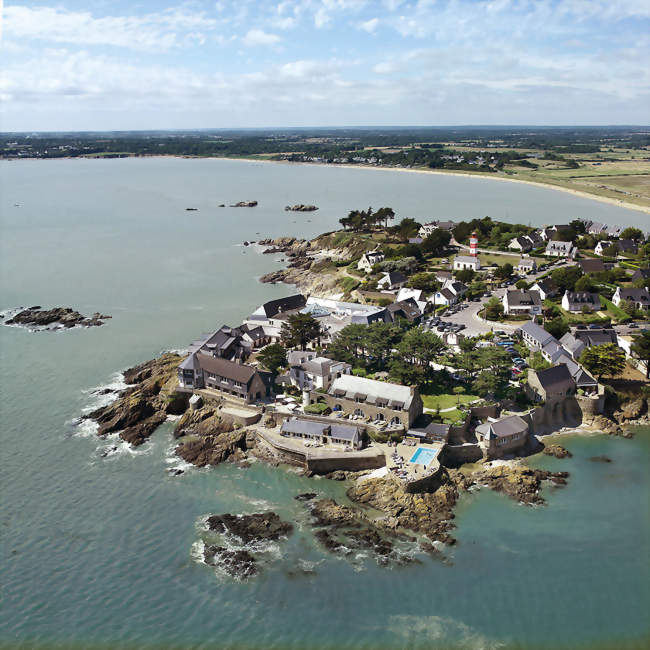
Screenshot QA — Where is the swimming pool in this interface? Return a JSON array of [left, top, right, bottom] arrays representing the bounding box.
[[409, 447, 439, 467]]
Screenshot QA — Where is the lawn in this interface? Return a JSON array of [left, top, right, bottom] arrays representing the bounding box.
[[600, 296, 632, 323], [420, 389, 480, 410]]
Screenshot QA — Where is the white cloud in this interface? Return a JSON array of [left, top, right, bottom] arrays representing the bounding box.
[[3, 5, 218, 51], [373, 61, 398, 74], [242, 29, 282, 46], [359, 17, 379, 33]]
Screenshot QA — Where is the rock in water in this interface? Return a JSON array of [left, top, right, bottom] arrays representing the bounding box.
[[471, 466, 569, 505], [206, 512, 293, 543], [5, 306, 111, 329], [543, 445, 573, 459]]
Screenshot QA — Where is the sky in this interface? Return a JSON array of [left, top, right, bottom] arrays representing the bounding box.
[[1, 0, 649, 132]]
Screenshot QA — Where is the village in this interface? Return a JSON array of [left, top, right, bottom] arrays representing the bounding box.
[[173, 214, 650, 485]]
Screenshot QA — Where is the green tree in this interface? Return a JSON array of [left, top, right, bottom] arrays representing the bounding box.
[[394, 217, 421, 241], [530, 350, 551, 371], [545, 317, 569, 339], [551, 266, 583, 292], [494, 263, 514, 280], [515, 279, 528, 289], [394, 327, 446, 383], [484, 297, 504, 321], [631, 330, 650, 378], [256, 343, 287, 376], [579, 344, 626, 381], [421, 229, 451, 255], [620, 227, 643, 241], [388, 357, 426, 386], [280, 313, 322, 351], [574, 275, 595, 292], [455, 268, 475, 283], [406, 272, 440, 293], [602, 244, 619, 257], [472, 370, 502, 397], [621, 299, 638, 317]]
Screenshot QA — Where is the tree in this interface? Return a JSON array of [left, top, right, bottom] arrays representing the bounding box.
[[484, 297, 504, 321], [388, 357, 426, 386], [394, 327, 446, 383], [494, 263, 513, 280], [256, 343, 287, 376], [620, 227, 643, 241], [551, 266, 583, 292], [545, 317, 569, 339], [421, 229, 451, 255], [602, 244, 619, 258], [570, 219, 586, 234], [455, 268, 475, 283], [621, 299, 638, 317], [374, 206, 395, 229], [631, 330, 650, 378], [472, 370, 502, 397], [406, 273, 440, 293], [393, 217, 421, 241], [515, 279, 528, 289], [574, 275, 595, 292], [579, 344, 626, 380], [280, 313, 322, 351], [530, 350, 551, 371]]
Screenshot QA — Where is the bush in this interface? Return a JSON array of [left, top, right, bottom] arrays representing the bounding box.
[[304, 403, 331, 415]]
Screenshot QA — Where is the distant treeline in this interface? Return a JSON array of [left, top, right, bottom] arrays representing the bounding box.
[[2, 126, 648, 160]]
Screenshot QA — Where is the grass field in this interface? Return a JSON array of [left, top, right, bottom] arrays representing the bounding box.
[[420, 389, 479, 410]]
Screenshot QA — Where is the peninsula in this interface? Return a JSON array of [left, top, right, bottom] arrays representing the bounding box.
[[82, 208, 650, 578]]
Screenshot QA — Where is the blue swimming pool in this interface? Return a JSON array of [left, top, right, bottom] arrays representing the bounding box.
[[409, 447, 439, 467]]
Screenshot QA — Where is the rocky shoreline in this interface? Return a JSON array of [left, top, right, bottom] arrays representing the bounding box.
[[3, 306, 111, 330]]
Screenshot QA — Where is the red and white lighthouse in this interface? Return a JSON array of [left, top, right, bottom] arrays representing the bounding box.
[[469, 231, 478, 257]]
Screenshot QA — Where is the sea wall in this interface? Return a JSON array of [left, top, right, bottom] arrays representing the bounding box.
[[439, 443, 483, 467], [404, 464, 446, 494], [306, 451, 385, 474]]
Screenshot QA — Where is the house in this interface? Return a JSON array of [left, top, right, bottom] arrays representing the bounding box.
[[287, 352, 351, 391], [357, 250, 384, 273], [587, 221, 607, 235], [518, 321, 555, 350], [509, 236, 532, 252], [556, 354, 599, 394], [616, 239, 638, 256], [445, 280, 467, 298], [418, 220, 456, 238], [318, 374, 423, 428], [558, 332, 586, 360], [561, 291, 601, 313], [517, 256, 537, 274], [385, 298, 422, 324], [525, 231, 544, 248], [632, 268, 650, 284], [502, 289, 542, 316], [541, 339, 567, 364], [530, 278, 557, 300], [178, 353, 270, 403], [377, 271, 407, 291], [453, 255, 481, 271], [579, 259, 607, 274], [545, 240, 576, 258], [185, 324, 266, 363], [617, 333, 649, 377], [476, 415, 529, 458], [406, 417, 450, 443], [432, 286, 458, 306], [612, 287, 650, 310], [434, 270, 453, 284], [527, 365, 576, 402], [594, 240, 612, 256], [605, 224, 623, 237], [280, 417, 363, 449], [396, 287, 428, 313]]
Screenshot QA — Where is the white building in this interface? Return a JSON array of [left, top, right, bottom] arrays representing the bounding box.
[[287, 351, 351, 391], [357, 250, 384, 273], [594, 240, 613, 256], [517, 256, 537, 274], [377, 271, 407, 291], [453, 255, 481, 271], [545, 240, 576, 258], [502, 289, 542, 316]]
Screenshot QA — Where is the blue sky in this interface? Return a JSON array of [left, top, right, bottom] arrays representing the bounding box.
[[1, 0, 649, 131]]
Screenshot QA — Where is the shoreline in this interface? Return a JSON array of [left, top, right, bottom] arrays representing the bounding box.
[[5, 154, 649, 216]]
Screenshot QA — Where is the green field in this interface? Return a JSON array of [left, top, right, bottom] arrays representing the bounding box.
[[420, 390, 479, 410]]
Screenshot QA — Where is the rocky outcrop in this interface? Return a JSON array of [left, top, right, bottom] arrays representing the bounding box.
[[175, 429, 248, 467], [347, 469, 469, 544], [201, 512, 293, 579], [285, 204, 318, 212], [582, 414, 625, 436], [231, 200, 258, 207], [470, 465, 569, 505], [5, 306, 111, 329], [84, 353, 186, 446], [543, 444, 572, 459], [258, 236, 310, 255], [618, 398, 647, 422]]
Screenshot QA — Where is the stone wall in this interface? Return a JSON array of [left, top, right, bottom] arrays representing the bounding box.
[[439, 443, 483, 467], [404, 465, 446, 494], [306, 451, 386, 474], [470, 405, 500, 419]]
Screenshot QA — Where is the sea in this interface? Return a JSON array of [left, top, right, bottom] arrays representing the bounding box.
[[0, 157, 648, 650]]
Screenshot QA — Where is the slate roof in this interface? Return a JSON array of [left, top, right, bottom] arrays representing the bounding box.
[[476, 415, 528, 440], [559, 333, 586, 359], [280, 418, 360, 442], [195, 353, 259, 385], [386, 298, 422, 321], [505, 289, 541, 306], [533, 364, 575, 392], [380, 271, 407, 285], [579, 259, 606, 274], [617, 288, 650, 305], [454, 255, 479, 265], [564, 291, 601, 310], [258, 294, 307, 318], [519, 321, 555, 346], [546, 240, 574, 254], [328, 375, 414, 409]]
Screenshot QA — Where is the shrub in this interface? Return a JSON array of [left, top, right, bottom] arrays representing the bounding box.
[[304, 403, 331, 415]]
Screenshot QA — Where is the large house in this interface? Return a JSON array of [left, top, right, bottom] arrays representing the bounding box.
[[287, 351, 351, 391], [357, 250, 384, 273], [518, 321, 555, 350], [530, 278, 557, 300], [453, 255, 481, 271], [545, 240, 576, 258], [385, 298, 423, 324], [377, 271, 407, 291], [317, 375, 423, 428], [631, 268, 650, 284], [178, 353, 270, 403], [527, 365, 576, 402], [185, 324, 268, 363], [406, 417, 450, 444], [475, 415, 529, 458], [280, 417, 363, 450], [559, 328, 617, 359], [561, 291, 601, 313], [579, 258, 608, 274], [612, 287, 650, 311], [594, 240, 613, 256], [509, 236, 532, 252], [502, 289, 542, 316]]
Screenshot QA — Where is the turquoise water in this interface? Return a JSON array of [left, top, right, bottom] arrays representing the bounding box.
[[0, 159, 648, 649], [409, 447, 439, 466]]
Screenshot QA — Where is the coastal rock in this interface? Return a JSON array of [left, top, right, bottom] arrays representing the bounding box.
[[585, 415, 624, 436], [231, 200, 258, 207], [588, 455, 612, 463], [175, 429, 248, 467], [5, 306, 111, 330], [203, 545, 258, 579], [471, 465, 569, 505], [620, 398, 646, 421], [347, 470, 466, 544], [84, 353, 185, 446], [295, 492, 318, 501], [543, 445, 572, 459], [207, 512, 293, 543], [285, 204, 318, 212]]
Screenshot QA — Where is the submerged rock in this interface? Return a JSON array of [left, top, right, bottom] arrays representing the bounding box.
[[588, 455, 612, 463], [206, 512, 293, 544], [294, 492, 318, 501], [5, 306, 111, 329], [543, 445, 573, 459], [203, 545, 258, 579]]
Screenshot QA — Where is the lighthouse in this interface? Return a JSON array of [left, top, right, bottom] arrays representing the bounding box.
[[469, 231, 478, 257]]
